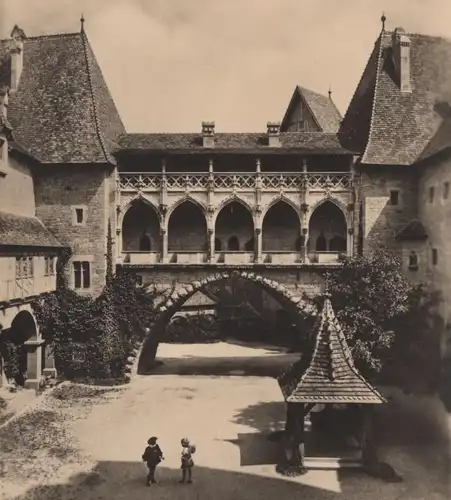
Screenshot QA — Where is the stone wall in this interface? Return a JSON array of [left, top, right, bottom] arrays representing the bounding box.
[[34, 164, 112, 296], [0, 153, 35, 217], [418, 155, 451, 362], [360, 166, 418, 252]]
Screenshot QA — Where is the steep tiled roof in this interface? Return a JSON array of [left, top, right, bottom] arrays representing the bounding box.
[[118, 132, 355, 155], [278, 297, 385, 404], [395, 220, 429, 241], [342, 30, 451, 165], [6, 30, 125, 164], [0, 211, 63, 247], [281, 86, 342, 133]]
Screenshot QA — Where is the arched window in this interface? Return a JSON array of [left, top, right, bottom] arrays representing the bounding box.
[[315, 234, 327, 251], [139, 233, 151, 251], [408, 251, 419, 271], [228, 236, 240, 251]]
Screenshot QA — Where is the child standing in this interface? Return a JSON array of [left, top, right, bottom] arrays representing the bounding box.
[[142, 436, 164, 486], [179, 438, 196, 484]]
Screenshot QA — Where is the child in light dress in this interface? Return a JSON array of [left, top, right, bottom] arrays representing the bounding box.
[[179, 437, 196, 484]]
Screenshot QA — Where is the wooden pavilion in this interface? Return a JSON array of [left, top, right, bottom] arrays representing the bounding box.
[[277, 293, 387, 475]]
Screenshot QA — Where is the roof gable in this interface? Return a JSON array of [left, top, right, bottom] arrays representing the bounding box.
[[278, 297, 385, 404], [344, 30, 451, 165], [281, 86, 342, 133], [6, 31, 125, 164]]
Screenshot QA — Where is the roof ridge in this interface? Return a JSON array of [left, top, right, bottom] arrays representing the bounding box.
[[362, 34, 384, 163], [80, 30, 111, 164]]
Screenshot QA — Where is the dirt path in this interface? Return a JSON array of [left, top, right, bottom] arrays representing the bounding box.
[[1, 342, 449, 500]]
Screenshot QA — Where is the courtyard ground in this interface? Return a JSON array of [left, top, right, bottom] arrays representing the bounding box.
[[0, 342, 449, 500]]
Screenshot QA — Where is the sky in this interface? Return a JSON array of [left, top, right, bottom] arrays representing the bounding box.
[[0, 0, 450, 133]]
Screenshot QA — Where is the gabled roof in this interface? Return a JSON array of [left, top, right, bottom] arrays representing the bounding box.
[[395, 220, 429, 241], [0, 211, 63, 248], [5, 30, 125, 164], [278, 296, 385, 404], [117, 132, 355, 155], [281, 86, 342, 133], [341, 29, 451, 165]]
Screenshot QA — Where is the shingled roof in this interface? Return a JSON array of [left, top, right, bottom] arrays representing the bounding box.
[[5, 29, 125, 164], [117, 132, 354, 155], [278, 296, 385, 404], [395, 220, 429, 241], [281, 86, 342, 133], [341, 29, 451, 165], [0, 211, 63, 248]]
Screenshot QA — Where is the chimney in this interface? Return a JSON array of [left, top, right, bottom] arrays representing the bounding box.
[[392, 27, 412, 93], [9, 25, 26, 92], [202, 121, 215, 148], [267, 121, 281, 147]]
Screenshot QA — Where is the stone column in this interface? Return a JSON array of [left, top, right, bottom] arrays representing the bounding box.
[[160, 228, 168, 263], [207, 228, 215, 263], [301, 203, 309, 263], [255, 228, 262, 263], [24, 337, 45, 389]]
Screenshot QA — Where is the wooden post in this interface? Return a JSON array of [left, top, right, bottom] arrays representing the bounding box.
[[361, 405, 378, 467], [278, 402, 307, 476]]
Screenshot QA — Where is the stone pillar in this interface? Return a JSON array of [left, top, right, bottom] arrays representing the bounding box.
[[160, 229, 168, 263], [301, 203, 309, 263], [207, 228, 215, 263], [24, 337, 44, 389], [42, 344, 57, 378], [255, 228, 262, 263]]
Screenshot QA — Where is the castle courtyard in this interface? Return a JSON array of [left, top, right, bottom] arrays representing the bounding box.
[[1, 342, 449, 500]]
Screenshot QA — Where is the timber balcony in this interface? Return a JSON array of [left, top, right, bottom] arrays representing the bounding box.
[[118, 171, 353, 192]]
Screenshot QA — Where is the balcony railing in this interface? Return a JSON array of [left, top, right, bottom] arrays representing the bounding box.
[[119, 251, 345, 266], [119, 172, 352, 192], [0, 276, 57, 302]]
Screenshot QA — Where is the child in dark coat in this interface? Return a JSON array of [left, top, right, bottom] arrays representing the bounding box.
[[179, 438, 196, 484], [142, 436, 164, 486]]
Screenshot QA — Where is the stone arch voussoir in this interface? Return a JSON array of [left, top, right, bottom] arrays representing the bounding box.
[[136, 270, 318, 374]]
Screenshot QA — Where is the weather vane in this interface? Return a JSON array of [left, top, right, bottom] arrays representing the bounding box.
[[381, 12, 386, 31]]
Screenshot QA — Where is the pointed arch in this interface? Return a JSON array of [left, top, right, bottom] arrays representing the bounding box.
[[166, 196, 207, 228], [262, 199, 301, 251], [212, 195, 254, 227], [307, 199, 348, 254], [119, 196, 159, 230], [214, 198, 254, 252], [306, 196, 348, 227], [122, 197, 160, 252], [261, 196, 300, 222], [167, 198, 207, 251]]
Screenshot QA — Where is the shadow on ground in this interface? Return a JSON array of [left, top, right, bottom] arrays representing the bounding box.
[[9, 460, 418, 500]]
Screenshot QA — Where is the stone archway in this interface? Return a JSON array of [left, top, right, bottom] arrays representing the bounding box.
[[137, 270, 318, 374]]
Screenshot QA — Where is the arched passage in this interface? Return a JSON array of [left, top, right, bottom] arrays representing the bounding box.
[[1, 310, 37, 386], [308, 201, 347, 254], [262, 201, 300, 251], [122, 200, 160, 252], [137, 270, 317, 374], [215, 201, 254, 251], [168, 200, 207, 251]]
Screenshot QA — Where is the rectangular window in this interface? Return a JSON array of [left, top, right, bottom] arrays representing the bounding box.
[[444, 181, 449, 200], [389, 190, 400, 206], [44, 257, 55, 276], [15, 256, 34, 279], [73, 261, 91, 289], [429, 186, 435, 203], [432, 248, 438, 266], [72, 207, 86, 226]]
